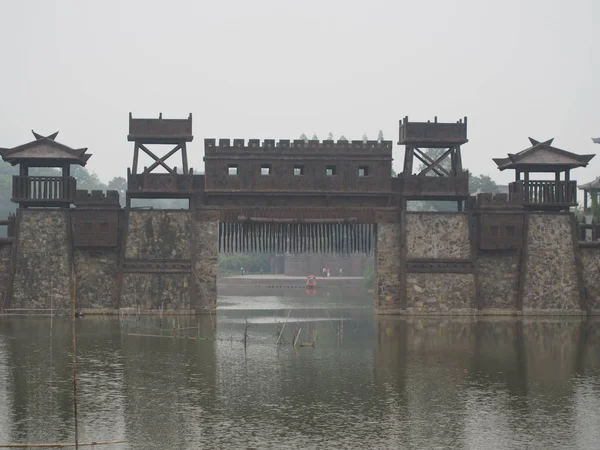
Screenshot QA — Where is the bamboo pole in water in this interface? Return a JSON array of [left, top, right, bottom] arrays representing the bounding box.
[[70, 266, 79, 450]]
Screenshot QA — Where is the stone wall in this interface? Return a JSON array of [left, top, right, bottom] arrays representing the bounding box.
[[405, 273, 476, 314], [122, 210, 194, 312], [0, 245, 12, 305], [522, 214, 582, 313], [580, 247, 600, 313], [477, 250, 519, 312], [375, 222, 402, 311], [406, 213, 471, 259], [195, 218, 218, 312], [74, 250, 119, 310], [125, 210, 192, 259], [12, 211, 71, 310], [120, 273, 191, 311]]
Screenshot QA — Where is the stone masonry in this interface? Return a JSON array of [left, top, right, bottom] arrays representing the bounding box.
[[195, 218, 218, 312], [477, 250, 519, 312], [375, 222, 402, 311], [12, 211, 72, 310], [522, 214, 581, 313], [580, 247, 600, 313], [406, 213, 471, 259]]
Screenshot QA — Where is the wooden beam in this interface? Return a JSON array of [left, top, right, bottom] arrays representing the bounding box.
[[416, 147, 452, 177], [412, 150, 447, 177], [145, 144, 182, 173], [138, 144, 175, 174]]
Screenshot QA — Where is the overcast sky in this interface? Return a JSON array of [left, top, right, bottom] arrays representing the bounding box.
[[1, 0, 598, 185]]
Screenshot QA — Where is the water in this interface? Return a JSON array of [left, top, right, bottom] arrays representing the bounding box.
[[1, 289, 600, 449]]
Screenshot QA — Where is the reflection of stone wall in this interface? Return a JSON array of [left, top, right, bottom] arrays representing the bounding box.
[[406, 213, 471, 259], [125, 211, 192, 259], [581, 248, 600, 313], [195, 220, 218, 311], [375, 223, 402, 310], [406, 273, 476, 313], [477, 250, 519, 311], [121, 273, 190, 310], [74, 250, 118, 310], [522, 215, 581, 313], [12, 211, 71, 310]]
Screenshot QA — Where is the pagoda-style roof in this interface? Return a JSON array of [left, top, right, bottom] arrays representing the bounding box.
[[0, 131, 91, 167], [579, 176, 600, 190], [493, 138, 594, 172]]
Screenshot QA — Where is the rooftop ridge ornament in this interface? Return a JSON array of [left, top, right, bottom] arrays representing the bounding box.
[[32, 130, 59, 141]]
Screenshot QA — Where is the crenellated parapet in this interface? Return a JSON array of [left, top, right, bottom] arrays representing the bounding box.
[[75, 190, 121, 209], [204, 138, 392, 153]]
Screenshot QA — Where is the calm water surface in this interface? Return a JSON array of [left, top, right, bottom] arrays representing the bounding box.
[[1, 289, 600, 449]]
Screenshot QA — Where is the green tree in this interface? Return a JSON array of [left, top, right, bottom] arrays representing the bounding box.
[[107, 176, 127, 206], [377, 130, 384, 142], [326, 132, 334, 140]]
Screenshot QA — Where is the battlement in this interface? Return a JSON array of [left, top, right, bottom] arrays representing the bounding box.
[[128, 113, 193, 144], [475, 193, 523, 209], [75, 190, 121, 208], [398, 116, 468, 146], [204, 138, 393, 153]]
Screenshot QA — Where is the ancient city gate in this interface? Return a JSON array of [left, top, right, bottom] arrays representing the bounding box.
[[1, 114, 597, 316]]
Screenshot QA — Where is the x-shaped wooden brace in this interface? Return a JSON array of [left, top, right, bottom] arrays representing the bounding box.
[[139, 143, 182, 174], [414, 147, 453, 177]]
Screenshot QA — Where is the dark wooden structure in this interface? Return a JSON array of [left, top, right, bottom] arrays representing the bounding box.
[[474, 193, 524, 250], [0, 131, 90, 208], [397, 116, 469, 207], [127, 113, 199, 207], [72, 190, 121, 247], [493, 138, 594, 211]]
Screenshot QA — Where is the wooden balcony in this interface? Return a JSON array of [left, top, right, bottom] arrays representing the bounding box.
[[127, 172, 198, 198], [12, 176, 76, 207], [508, 180, 577, 210]]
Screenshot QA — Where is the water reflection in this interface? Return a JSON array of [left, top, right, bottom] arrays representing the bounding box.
[[0, 299, 599, 449]]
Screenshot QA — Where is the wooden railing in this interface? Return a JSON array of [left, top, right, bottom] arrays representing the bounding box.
[[509, 180, 577, 206], [12, 176, 76, 204]]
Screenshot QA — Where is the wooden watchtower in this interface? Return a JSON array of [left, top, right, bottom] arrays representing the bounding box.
[[493, 138, 594, 211], [398, 116, 469, 208], [0, 131, 91, 208], [126, 113, 197, 208]]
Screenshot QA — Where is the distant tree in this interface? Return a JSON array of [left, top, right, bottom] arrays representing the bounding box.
[[362, 133, 368, 143], [299, 133, 308, 142], [71, 166, 107, 191], [107, 176, 127, 206], [339, 135, 348, 141], [469, 174, 500, 194], [311, 133, 318, 140], [327, 132, 334, 140], [377, 130, 384, 142]]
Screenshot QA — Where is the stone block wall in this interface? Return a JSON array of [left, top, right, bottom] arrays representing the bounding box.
[[405, 273, 476, 313], [120, 273, 191, 311], [375, 222, 402, 311], [406, 213, 471, 259], [477, 250, 519, 312], [74, 250, 119, 310], [125, 210, 192, 259], [0, 245, 12, 305], [580, 247, 600, 313], [400, 213, 476, 314], [522, 214, 582, 313], [11, 211, 72, 310], [121, 210, 195, 312], [195, 218, 218, 312]]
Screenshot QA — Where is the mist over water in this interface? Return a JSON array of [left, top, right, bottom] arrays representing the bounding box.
[[0, 290, 599, 449]]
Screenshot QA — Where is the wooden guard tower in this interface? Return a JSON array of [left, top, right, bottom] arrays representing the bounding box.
[[398, 116, 469, 208], [126, 113, 196, 208], [0, 131, 91, 208], [493, 138, 594, 211]]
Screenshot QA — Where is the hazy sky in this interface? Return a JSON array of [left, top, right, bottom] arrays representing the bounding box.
[[1, 0, 598, 185]]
